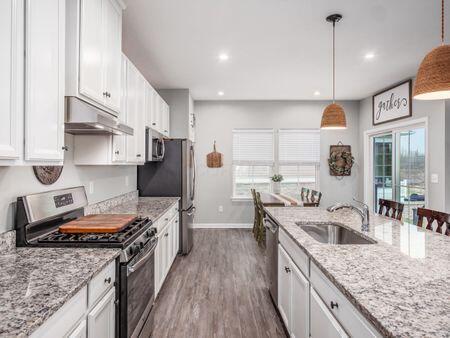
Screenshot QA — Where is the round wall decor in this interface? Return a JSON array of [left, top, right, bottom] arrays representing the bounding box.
[[33, 166, 63, 185]]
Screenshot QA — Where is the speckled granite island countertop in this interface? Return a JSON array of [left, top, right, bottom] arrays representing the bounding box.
[[87, 196, 180, 222], [265, 207, 450, 338], [0, 237, 120, 337]]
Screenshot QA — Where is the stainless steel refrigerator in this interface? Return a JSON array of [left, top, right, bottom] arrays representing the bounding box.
[[137, 139, 195, 255]]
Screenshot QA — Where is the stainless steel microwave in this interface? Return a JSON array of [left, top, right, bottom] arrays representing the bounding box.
[[145, 128, 165, 162]]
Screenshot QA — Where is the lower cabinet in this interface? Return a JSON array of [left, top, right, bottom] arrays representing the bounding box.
[[277, 228, 381, 338], [31, 260, 117, 338], [278, 245, 309, 338], [87, 288, 116, 338], [154, 204, 180, 297], [310, 288, 348, 338]]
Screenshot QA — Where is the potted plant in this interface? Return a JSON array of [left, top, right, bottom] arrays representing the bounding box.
[[270, 174, 283, 194]]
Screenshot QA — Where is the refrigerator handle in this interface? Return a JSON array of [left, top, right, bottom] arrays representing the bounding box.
[[190, 146, 196, 201], [187, 206, 196, 216]]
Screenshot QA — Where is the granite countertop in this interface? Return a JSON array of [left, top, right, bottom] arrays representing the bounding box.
[[265, 207, 450, 338], [0, 243, 119, 337], [90, 196, 180, 222]]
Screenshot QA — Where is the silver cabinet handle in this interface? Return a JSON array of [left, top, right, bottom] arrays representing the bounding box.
[[115, 150, 120, 155], [104, 277, 112, 284]]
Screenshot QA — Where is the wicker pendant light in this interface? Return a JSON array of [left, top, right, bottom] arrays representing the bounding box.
[[321, 14, 347, 130], [414, 0, 450, 100]]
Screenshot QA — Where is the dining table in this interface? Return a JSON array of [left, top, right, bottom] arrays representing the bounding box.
[[260, 192, 319, 207]]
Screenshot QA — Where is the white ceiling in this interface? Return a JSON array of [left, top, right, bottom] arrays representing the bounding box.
[[122, 0, 445, 101]]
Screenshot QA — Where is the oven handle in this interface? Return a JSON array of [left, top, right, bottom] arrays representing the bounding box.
[[127, 240, 158, 276]]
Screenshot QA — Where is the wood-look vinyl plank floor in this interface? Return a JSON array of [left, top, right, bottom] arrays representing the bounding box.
[[152, 229, 286, 338]]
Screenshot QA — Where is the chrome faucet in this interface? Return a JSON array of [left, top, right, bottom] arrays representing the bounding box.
[[327, 198, 370, 232]]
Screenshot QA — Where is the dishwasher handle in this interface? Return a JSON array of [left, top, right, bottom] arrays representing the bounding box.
[[264, 218, 278, 234]]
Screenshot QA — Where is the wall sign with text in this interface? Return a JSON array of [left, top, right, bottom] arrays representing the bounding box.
[[372, 80, 412, 125]]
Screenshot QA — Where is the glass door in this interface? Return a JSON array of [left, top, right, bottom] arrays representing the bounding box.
[[372, 126, 426, 224]]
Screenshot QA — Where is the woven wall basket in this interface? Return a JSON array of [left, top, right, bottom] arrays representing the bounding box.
[[206, 141, 223, 168]]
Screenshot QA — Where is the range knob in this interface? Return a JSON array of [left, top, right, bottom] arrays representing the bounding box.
[[128, 243, 140, 256]]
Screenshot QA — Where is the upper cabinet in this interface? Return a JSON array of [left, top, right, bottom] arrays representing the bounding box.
[[0, 0, 23, 160], [25, 0, 65, 161], [66, 0, 124, 116], [146, 88, 170, 137], [0, 0, 65, 165]]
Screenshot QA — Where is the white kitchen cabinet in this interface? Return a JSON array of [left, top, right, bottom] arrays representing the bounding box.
[[161, 100, 170, 137], [278, 245, 291, 329], [87, 288, 115, 338], [24, 0, 65, 162], [66, 0, 124, 116], [310, 288, 348, 338], [68, 319, 87, 338], [291, 261, 309, 338], [0, 0, 23, 160], [135, 74, 146, 164], [150, 90, 161, 132]]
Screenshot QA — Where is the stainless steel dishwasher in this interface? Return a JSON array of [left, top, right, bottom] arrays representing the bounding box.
[[264, 216, 279, 305]]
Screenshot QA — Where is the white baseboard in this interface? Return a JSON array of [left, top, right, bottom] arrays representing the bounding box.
[[192, 223, 253, 229]]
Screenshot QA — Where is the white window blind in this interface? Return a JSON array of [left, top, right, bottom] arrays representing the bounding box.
[[279, 129, 320, 164], [232, 129, 274, 165]]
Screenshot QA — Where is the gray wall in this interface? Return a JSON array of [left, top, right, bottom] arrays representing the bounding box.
[[194, 100, 361, 225], [0, 134, 137, 233], [358, 93, 448, 212], [158, 89, 190, 139]]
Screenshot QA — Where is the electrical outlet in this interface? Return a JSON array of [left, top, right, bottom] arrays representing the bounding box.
[[89, 181, 94, 194], [431, 173, 439, 184], [218, 205, 223, 213]]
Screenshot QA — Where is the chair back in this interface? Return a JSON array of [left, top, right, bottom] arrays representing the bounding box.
[[417, 207, 450, 236], [310, 190, 322, 204], [378, 199, 404, 221], [301, 187, 310, 200]]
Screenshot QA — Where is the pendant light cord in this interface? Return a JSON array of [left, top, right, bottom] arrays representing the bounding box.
[[442, 0, 445, 45], [332, 20, 336, 103]]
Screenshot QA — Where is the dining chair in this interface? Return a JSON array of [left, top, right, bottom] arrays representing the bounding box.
[[310, 190, 322, 206], [378, 199, 404, 221], [417, 207, 450, 236], [301, 187, 310, 200], [255, 192, 266, 246]]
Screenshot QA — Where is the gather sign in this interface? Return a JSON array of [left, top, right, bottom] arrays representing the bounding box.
[[372, 80, 412, 125]]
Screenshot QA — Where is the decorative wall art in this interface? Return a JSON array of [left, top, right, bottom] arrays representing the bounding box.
[[372, 79, 412, 125], [206, 141, 223, 168], [33, 166, 63, 185], [328, 143, 354, 177]]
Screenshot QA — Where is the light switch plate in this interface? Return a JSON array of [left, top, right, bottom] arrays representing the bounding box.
[[431, 173, 439, 184]]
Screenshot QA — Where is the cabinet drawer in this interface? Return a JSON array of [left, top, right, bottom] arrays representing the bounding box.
[[156, 203, 179, 232], [279, 227, 309, 277], [310, 262, 381, 338], [30, 286, 87, 338], [88, 260, 116, 308]]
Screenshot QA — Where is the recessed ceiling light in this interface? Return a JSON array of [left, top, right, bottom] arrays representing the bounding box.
[[218, 53, 229, 61], [364, 52, 375, 60], [218, 91, 225, 96], [314, 91, 321, 96]]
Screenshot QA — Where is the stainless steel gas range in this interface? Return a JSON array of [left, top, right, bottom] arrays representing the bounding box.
[[15, 186, 157, 338]]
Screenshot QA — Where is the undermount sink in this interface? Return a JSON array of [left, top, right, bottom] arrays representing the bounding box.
[[295, 222, 376, 245]]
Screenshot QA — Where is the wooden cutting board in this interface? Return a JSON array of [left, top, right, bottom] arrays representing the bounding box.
[[59, 214, 137, 234]]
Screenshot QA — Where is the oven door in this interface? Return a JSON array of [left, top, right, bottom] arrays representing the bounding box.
[[120, 239, 157, 338]]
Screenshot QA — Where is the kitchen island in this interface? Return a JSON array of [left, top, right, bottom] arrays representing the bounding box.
[[265, 206, 450, 338]]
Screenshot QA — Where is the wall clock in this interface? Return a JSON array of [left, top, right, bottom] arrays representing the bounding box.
[[33, 166, 63, 185]]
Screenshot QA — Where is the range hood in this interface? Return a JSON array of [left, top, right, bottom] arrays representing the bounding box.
[[64, 96, 133, 135]]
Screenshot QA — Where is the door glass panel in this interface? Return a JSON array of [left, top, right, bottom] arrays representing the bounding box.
[[373, 134, 393, 211], [398, 128, 426, 224]]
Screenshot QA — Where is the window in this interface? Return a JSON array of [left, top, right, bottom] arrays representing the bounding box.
[[232, 128, 320, 199], [278, 129, 320, 199], [232, 129, 274, 197]]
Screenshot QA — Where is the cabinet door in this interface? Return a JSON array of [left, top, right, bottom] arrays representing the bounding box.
[[102, 0, 121, 112], [88, 288, 115, 338], [173, 217, 179, 257], [68, 319, 87, 338], [151, 92, 161, 132], [79, 0, 104, 103], [25, 0, 64, 161], [162, 102, 170, 136], [154, 238, 162, 296], [145, 83, 153, 128], [291, 262, 309, 338], [310, 288, 348, 338], [278, 245, 291, 329], [125, 60, 138, 163], [0, 0, 22, 160], [112, 55, 127, 163], [135, 74, 146, 163]]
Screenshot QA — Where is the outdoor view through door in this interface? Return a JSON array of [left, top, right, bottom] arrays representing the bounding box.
[[373, 127, 426, 223]]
